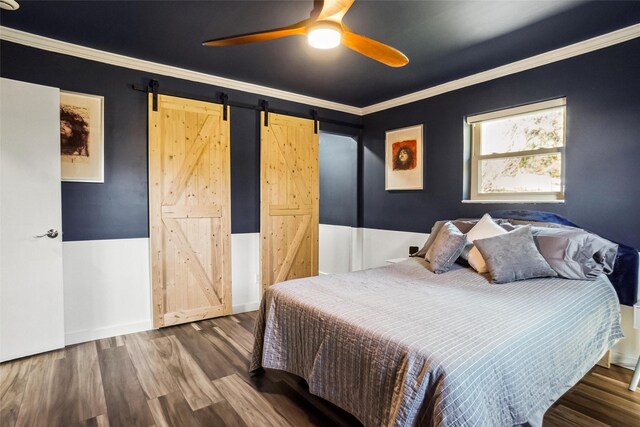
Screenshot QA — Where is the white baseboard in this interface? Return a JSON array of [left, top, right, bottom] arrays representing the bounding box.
[[232, 301, 260, 314], [65, 320, 152, 345], [611, 351, 638, 371]]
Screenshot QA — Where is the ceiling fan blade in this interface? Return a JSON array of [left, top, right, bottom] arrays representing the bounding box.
[[316, 0, 355, 22], [203, 20, 308, 46], [342, 30, 409, 67]]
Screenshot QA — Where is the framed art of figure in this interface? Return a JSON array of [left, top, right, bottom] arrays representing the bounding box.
[[385, 124, 423, 190], [60, 91, 104, 182]]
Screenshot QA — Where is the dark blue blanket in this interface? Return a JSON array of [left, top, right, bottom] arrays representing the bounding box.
[[489, 210, 638, 306]]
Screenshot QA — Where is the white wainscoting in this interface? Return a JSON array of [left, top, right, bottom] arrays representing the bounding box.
[[230, 233, 261, 313], [319, 225, 428, 273], [319, 224, 354, 274], [63, 238, 152, 345], [361, 227, 428, 269], [613, 301, 640, 370], [63, 234, 261, 345]]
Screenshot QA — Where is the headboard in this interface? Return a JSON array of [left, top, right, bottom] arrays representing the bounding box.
[[489, 210, 639, 306]]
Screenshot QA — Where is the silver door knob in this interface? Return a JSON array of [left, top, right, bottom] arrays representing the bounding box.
[[35, 229, 59, 238]]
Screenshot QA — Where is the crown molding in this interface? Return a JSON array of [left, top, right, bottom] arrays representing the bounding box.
[[0, 26, 363, 116], [2, 23, 639, 117], [362, 23, 640, 115]]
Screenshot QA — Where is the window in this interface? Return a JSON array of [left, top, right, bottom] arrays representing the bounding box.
[[467, 98, 566, 202]]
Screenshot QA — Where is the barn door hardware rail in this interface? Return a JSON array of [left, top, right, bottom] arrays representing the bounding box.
[[261, 100, 269, 127], [219, 93, 229, 121], [149, 79, 160, 111], [131, 80, 362, 130], [311, 110, 318, 134]]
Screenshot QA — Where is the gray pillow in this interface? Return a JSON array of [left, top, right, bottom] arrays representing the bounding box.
[[473, 226, 557, 284], [412, 220, 447, 258], [530, 227, 618, 280], [413, 217, 509, 260], [425, 222, 468, 274]]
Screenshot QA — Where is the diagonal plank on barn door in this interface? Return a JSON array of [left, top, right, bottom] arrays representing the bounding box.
[[163, 115, 217, 206], [162, 217, 221, 307], [271, 124, 312, 205], [273, 215, 312, 284]]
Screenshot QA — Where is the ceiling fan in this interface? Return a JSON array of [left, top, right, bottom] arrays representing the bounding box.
[[202, 0, 409, 67]]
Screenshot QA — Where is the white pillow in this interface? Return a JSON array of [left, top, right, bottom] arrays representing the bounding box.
[[466, 213, 507, 273]]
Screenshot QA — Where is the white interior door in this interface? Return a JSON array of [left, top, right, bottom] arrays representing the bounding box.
[[0, 78, 64, 362]]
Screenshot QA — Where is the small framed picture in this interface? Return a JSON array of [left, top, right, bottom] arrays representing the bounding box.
[[385, 124, 423, 190], [60, 91, 104, 182]]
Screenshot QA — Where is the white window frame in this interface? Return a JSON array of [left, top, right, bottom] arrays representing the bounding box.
[[467, 98, 566, 202]]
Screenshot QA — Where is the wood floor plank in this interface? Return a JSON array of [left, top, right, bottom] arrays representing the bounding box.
[[75, 413, 111, 427], [583, 370, 640, 404], [213, 373, 293, 427], [95, 413, 110, 427], [30, 342, 107, 426], [548, 404, 610, 427], [192, 400, 248, 427], [0, 359, 32, 427], [247, 371, 349, 427], [98, 338, 114, 352], [213, 326, 251, 358], [13, 353, 57, 427], [152, 335, 223, 410], [198, 327, 253, 382], [75, 342, 108, 421], [172, 324, 237, 380], [559, 387, 640, 427], [572, 382, 640, 423], [98, 346, 155, 427], [212, 317, 254, 353], [123, 332, 178, 399], [274, 370, 364, 427], [148, 391, 200, 427], [593, 364, 634, 384]]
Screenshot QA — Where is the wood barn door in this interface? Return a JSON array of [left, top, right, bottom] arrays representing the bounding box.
[[149, 94, 231, 328], [260, 112, 319, 291]]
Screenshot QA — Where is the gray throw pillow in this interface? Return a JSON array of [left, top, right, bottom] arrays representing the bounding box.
[[413, 217, 509, 260], [530, 227, 618, 279], [412, 220, 447, 258], [425, 222, 468, 274], [473, 226, 557, 284]]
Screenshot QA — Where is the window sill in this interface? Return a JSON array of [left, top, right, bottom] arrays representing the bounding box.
[[461, 200, 565, 204]]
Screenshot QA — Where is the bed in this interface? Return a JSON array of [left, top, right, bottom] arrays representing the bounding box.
[[250, 213, 628, 427]]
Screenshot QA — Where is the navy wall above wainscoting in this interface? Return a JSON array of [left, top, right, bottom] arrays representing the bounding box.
[[0, 41, 361, 241], [319, 133, 358, 227], [362, 38, 640, 249]]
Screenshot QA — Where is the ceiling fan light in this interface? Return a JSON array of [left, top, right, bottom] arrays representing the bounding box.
[[308, 26, 341, 49]]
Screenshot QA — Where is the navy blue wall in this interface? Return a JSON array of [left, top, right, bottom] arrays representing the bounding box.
[[362, 38, 640, 249], [319, 133, 358, 227], [0, 41, 361, 241]]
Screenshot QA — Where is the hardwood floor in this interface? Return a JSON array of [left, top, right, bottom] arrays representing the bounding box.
[[1, 311, 638, 427]]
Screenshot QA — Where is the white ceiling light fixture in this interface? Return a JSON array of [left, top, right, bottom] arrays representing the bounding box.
[[0, 0, 20, 11], [307, 22, 342, 50]]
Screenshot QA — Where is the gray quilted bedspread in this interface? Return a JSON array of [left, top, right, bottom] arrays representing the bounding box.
[[251, 258, 623, 427]]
